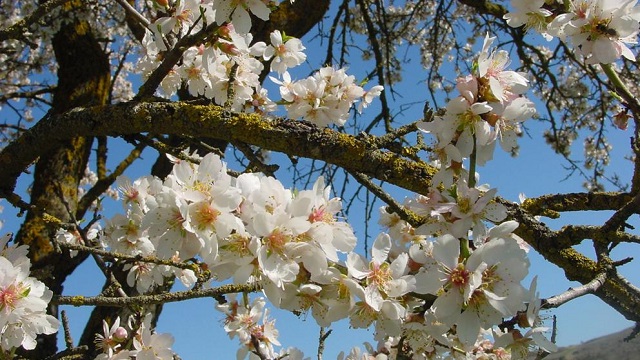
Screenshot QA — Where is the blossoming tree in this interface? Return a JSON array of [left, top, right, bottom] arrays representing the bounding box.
[[1, 0, 640, 359]]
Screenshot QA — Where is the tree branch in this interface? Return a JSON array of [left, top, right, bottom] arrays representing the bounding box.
[[0, 0, 69, 43], [53, 283, 260, 307], [0, 101, 437, 197], [520, 192, 633, 216], [503, 200, 640, 323], [543, 272, 608, 309]]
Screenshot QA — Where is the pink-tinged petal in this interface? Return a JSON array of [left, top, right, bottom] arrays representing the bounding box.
[[285, 216, 311, 235], [487, 220, 519, 238], [456, 129, 474, 157], [618, 41, 636, 61], [372, 233, 391, 264], [466, 264, 486, 302], [593, 39, 618, 64], [470, 101, 492, 115], [413, 268, 444, 295], [433, 235, 460, 270], [386, 276, 415, 297], [532, 331, 558, 352], [483, 289, 511, 316], [364, 286, 383, 311], [381, 300, 405, 320], [346, 252, 370, 280], [232, 7, 252, 34], [215, 1, 234, 25], [432, 289, 462, 322], [483, 202, 507, 222], [446, 96, 471, 114], [248, 0, 271, 20], [489, 76, 505, 100], [389, 253, 409, 278]]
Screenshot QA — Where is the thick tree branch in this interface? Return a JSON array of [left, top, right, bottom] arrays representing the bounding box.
[[0, 101, 437, 197], [4, 101, 640, 330], [521, 192, 633, 216]]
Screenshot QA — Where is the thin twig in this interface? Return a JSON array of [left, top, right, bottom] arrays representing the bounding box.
[[53, 283, 261, 307], [113, 0, 151, 29], [317, 327, 332, 360], [348, 171, 426, 228], [542, 272, 607, 309], [57, 242, 203, 273], [61, 310, 74, 349]]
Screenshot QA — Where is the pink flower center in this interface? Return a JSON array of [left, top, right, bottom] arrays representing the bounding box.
[[367, 262, 391, 289], [124, 188, 139, 204], [449, 263, 470, 287], [308, 207, 333, 223], [266, 229, 289, 254], [195, 203, 221, 228], [0, 284, 23, 310]]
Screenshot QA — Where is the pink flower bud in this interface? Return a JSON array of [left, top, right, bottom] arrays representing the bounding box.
[[114, 327, 128, 341]]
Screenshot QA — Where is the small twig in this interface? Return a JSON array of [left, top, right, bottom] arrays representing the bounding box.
[[612, 257, 634, 267], [58, 242, 203, 273], [542, 272, 607, 309], [53, 283, 261, 307], [1, 191, 34, 215], [348, 171, 425, 228], [125, 134, 197, 163], [317, 327, 332, 360], [136, 22, 220, 98], [624, 322, 640, 342], [234, 141, 279, 176], [371, 120, 422, 148], [0, 0, 69, 43], [68, 222, 128, 299], [601, 191, 640, 233], [113, 0, 151, 29], [250, 334, 269, 360], [77, 142, 146, 215], [61, 310, 74, 349]]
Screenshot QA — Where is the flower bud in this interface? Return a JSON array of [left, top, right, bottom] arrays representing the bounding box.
[[113, 327, 128, 342]]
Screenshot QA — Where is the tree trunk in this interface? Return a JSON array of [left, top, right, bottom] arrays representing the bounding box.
[[15, 1, 110, 357]]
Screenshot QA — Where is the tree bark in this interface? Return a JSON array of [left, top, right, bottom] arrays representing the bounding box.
[[14, 1, 110, 357]]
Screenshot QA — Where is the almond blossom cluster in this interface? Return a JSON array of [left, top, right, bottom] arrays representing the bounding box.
[[419, 33, 536, 184], [94, 313, 174, 360], [89, 151, 360, 301], [63, 144, 552, 358], [138, 0, 382, 127], [0, 234, 59, 353], [216, 295, 296, 359], [75, 29, 546, 353], [504, 0, 640, 64]]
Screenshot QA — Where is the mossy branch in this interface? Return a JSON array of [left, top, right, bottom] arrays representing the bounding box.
[[502, 199, 640, 322], [53, 283, 260, 307], [520, 192, 633, 215], [0, 101, 437, 197], [0, 0, 69, 44]]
